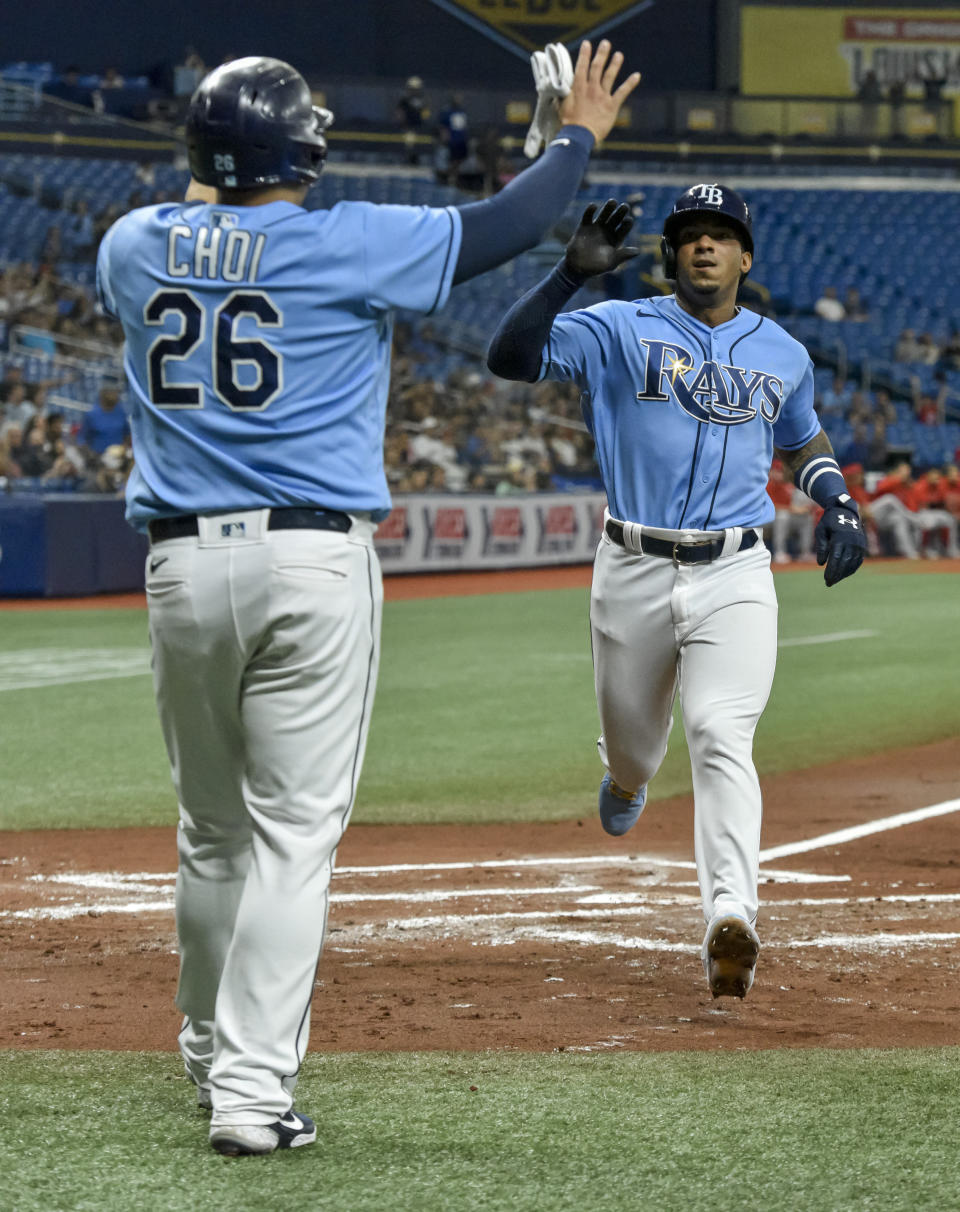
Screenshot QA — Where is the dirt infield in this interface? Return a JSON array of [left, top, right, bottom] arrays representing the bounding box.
[[3, 737, 959, 1055]]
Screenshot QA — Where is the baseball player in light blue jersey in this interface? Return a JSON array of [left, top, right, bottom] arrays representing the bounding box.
[[488, 187, 866, 1002], [96, 50, 638, 1156]]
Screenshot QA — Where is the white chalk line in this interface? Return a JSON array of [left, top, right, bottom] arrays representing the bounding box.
[[335, 855, 841, 883], [778, 629, 879, 648], [541, 630, 879, 663], [760, 798, 960, 862], [0, 648, 151, 692], [0, 628, 875, 693], [11, 886, 960, 929]]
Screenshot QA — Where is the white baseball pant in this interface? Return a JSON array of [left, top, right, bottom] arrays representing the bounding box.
[[145, 510, 382, 1128], [590, 526, 778, 925]]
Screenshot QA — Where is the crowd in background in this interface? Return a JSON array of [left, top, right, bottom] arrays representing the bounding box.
[[1, 161, 960, 562]]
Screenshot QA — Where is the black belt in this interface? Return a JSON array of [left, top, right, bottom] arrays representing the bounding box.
[[604, 518, 759, 565], [149, 507, 353, 543]]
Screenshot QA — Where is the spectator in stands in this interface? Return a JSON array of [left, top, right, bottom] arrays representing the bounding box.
[[0, 425, 23, 480], [93, 201, 126, 248], [872, 387, 897, 425], [45, 67, 93, 108], [395, 75, 428, 165], [79, 384, 129, 458], [842, 286, 869, 321], [894, 328, 923, 362], [817, 374, 851, 418], [2, 382, 37, 429], [174, 48, 206, 97], [99, 67, 125, 90], [41, 225, 63, 265], [915, 333, 941, 365], [0, 365, 25, 404], [845, 389, 873, 425], [914, 386, 945, 426], [545, 423, 582, 471], [865, 416, 890, 471], [813, 285, 845, 321], [766, 458, 815, 563], [455, 139, 487, 193], [135, 162, 157, 191], [436, 94, 469, 184], [14, 416, 53, 477], [887, 77, 906, 136], [408, 418, 467, 489], [855, 70, 883, 137], [856, 70, 883, 104], [839, 420, 870, 468], [495, 458, 535, 495], [63, 200, 96, 261], [937, 330, 960, 371], [923, 69, 947, 113], [83, 443, 131, 495]]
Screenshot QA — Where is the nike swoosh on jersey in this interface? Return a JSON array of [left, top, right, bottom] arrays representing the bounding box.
[[149, 556, 169, 573], [549, 137, 571, 147]]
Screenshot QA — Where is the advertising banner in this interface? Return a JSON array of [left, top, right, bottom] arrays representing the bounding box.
[[741, 6, 960, 97], [374, 492, 605, 573]]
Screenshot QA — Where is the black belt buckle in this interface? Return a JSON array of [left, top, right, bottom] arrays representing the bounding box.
[[672, 540, 710, 567]]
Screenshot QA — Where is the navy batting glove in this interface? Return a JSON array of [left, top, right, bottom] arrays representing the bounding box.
[[815, 501, 866, 587]]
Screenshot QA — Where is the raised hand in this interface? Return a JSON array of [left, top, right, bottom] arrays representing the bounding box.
[[559, 40, 640, 145], [564, 200, 639, 281]]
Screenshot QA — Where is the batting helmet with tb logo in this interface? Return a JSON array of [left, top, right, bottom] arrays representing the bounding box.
[[660, 183, 754, 279], [185, 56, 333, 190]]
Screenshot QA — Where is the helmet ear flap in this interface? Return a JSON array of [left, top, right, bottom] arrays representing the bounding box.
[[660, 235, 676, 280]]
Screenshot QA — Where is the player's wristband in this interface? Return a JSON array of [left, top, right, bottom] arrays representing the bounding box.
[[794, 454, 856, 512]]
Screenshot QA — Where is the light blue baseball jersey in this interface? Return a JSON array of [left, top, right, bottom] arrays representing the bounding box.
[[538, 293, 819, 530], [97, 199, 462, 529]]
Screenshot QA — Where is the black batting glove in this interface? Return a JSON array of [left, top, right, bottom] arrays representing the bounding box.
[[815, 499, 866, 587], [563, 200, 639, 282]]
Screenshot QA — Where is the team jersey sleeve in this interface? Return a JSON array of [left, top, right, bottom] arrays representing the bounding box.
[[771, 354, 820, 450], [362, 203, 463, 314], [95, 219, 122, 318], [537, 304, 615, 388]]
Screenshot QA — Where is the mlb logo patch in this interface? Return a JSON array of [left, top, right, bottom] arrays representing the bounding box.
[[220, 521, 247, 538]]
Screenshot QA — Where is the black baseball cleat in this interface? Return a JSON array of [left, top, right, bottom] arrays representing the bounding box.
[[210, 1109, 317, 1156], [702, 915, 760, 999]]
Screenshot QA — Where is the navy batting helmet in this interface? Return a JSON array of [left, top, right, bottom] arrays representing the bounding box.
[[186, 57, 333, 190], [660, 183, 754, 279]]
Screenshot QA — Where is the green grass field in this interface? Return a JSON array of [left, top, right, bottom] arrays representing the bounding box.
[[2, 1048, 959, 1211], [0, 565, 957, 830], [3, 565, 959, 1209]]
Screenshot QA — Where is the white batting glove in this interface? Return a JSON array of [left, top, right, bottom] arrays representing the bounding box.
[[524, 42, 575, 159]]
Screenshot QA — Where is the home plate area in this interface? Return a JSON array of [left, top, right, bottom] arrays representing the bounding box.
[[4, 762, 960, 1055]]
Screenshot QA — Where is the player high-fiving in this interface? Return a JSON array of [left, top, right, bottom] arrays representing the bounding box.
[[97, 45, 638, 1157]]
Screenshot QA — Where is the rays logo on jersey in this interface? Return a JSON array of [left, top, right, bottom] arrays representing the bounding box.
[[635, 339, 783, 426]]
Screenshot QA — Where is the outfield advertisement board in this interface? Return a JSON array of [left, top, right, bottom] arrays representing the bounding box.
[[741, 6, 960, 98], [374, 492, 605, 572]]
